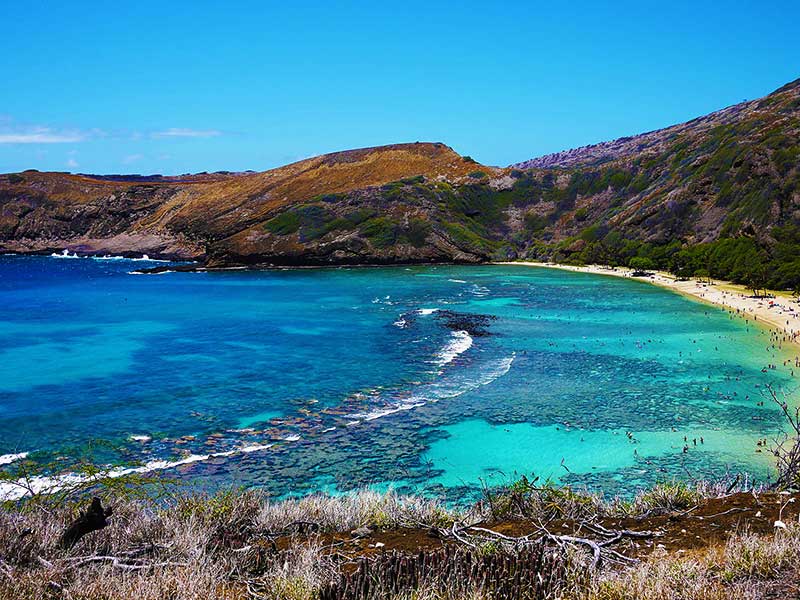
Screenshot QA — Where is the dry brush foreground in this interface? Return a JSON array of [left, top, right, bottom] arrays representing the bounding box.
[[0, 481, 799, 600]]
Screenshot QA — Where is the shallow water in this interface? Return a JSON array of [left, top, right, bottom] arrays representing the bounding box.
[[0, 255, 795, 500]]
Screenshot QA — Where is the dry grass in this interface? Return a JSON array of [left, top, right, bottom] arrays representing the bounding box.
[[0, 488, 458, 600], [0, 484, 798, 600], [254, 488, 457, 532], [584, 521, 800, 600]]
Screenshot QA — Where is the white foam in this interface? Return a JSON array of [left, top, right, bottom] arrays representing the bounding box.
[[129, 435, 151, 442], [131, 255, 171, 263], [91, 254, 172, 264], [347, 353, 515, 424], [0, 441, 276, 501], [240, 443, 274, 453], [393, 318, 407, 328], [283, 435, 301, 442], [417, 308, 439, 315], [51, 249, 80, 259], [448, 279, 467, 284], [470, 284, 490, 297], [347, 401, 426, 422], [435, 330, 473, 367], [0, 452, 29, 465]]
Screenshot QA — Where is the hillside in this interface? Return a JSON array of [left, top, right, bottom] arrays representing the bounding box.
[[0, 143, 505, 264], [514, 81, 800, 170], [1, 78, 799, 286], [506, 77, 800, 287]]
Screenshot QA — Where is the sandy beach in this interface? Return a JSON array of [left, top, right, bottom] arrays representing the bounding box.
[[498, 261, 800, 359]]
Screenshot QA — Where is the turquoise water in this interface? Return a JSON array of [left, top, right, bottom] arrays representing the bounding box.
[[0, 255, 795, 500]]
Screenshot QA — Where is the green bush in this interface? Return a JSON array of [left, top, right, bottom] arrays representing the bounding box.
[[361, 217, 399, 248], [403, 218, 431, 247], [265, 211, 301, 235], [629, 257, 657, 272]]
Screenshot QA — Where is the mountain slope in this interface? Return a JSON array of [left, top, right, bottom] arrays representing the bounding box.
[[507, 78, 800, 248], [514, 78, 800, 170], [1, 79, 799, 286], [0, 143, 506, 264], [500, 78, 800, 287]]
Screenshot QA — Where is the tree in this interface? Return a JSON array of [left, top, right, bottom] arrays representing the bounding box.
[[629, 257, 656, 274], [669, 250, 694, 280], [694, 268, 711, 284], [745, 263, 769, 297]]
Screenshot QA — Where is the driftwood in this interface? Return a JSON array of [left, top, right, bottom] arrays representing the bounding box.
[[59, 497, 113, 549]]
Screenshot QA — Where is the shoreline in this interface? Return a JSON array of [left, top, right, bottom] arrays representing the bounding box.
[[496, 261, 800, 359]]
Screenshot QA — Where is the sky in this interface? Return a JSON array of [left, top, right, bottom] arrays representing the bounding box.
[[1, 1, 798, 174]]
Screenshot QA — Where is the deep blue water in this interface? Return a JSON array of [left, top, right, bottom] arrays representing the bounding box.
[[0, 255, 795, 500]]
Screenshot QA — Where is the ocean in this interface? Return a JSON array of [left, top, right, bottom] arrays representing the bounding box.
[[0, 254, 794, 501]]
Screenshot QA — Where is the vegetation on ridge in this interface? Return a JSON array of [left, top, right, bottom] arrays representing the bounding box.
[[0, 80, 799, 285], [1, 481, 799, 599]]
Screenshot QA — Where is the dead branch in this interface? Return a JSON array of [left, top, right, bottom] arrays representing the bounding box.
[[61, 555, 188, 571], [444, 519, 655, 569], [59, 497, 112, 549]]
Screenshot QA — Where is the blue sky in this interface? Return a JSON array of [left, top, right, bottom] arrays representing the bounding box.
[[1, 1, 797, 174]]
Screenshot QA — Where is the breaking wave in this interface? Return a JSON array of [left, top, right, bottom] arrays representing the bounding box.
[[0, 443, 276, 501], [434, 330, 473, 367], [0, 452, 29, 466], [347, 353, 515, 423]]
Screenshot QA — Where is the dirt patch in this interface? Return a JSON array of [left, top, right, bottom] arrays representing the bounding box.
[[276, 491, 800, 566]]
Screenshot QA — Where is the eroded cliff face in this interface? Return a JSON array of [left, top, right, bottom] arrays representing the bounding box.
[[1, 79, 799, 268]]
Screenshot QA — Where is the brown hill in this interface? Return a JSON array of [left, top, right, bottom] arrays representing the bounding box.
[[1, 78, 799, 285], [0, 142, 500, 263]]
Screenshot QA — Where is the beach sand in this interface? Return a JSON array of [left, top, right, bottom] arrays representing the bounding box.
[[497, 262, 800, 359]]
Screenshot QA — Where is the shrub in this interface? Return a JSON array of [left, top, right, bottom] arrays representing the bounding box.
[[404, 218, 431, 247], [361, 217, 399, 248], [265, 211, 301, 235], [629, 257, 657, 272]]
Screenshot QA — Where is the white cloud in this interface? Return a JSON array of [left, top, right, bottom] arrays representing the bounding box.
[[122, 154, 143, 164], [0, 119, 224, 145], [66, 158, 79, 168], [151, 128, 222, 139], [0, 126, 85, 144]]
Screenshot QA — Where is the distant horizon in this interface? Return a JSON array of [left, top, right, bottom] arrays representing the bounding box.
[[2, 1, 798, 175]]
